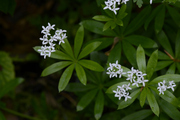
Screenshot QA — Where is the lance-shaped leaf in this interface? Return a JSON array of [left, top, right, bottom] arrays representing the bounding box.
[[41, 61, 72, 76], [136, 45, 146, 73], [118, 88, 140, 109], [160, 100, 180, 120], [124, 6, 151, 35], [79, 60, 104, 72], [146, 88, 159, 116], [93, 15, 112, 21], [74, 25, 84, 58], [149, 74, 180, 85], [158, 51, 170, 60], [81, 20, 116, 36], [150, 86, 180, 107], [94, 90, 104, 120], [107, 42, 121, 63], [117, 4, 127, 20], [166, 63, 176, 74], [122, 41, 137, 68], [65, 83, 96, 92], [177, 62, 180, 73], [175, 30, 180, 59], [122, 109, 152, 120], [75, 63, 87, 85], [78, 41, 101, 60], [61, 39, 74, 59], [155, 61, 173, 71], [167, 5, 180, 27], [0, 77, 24, 98], [156, 31, 174, 57], [154, 5, 165, 34], [125, 35, 158, 48], [77, 89, 98, 111], [33, 46, 72, 60], [58, 64, 74, 92], [146, 50, 158, 80], [144, 4, 163, 30], [140, 87, 148, 107]]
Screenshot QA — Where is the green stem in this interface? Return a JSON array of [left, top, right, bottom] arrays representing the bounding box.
[[0, 106, 42, 120]]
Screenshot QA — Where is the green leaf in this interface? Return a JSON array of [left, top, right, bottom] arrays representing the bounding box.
[[93, 15, 112, 21], [144, 4, 163, 30], [156, 31, 174, 57], [81, 20, 116, 36], [78, 41, 101, 60], [0, 77, 24, 98], [33, 46, 72, 60], [107, 42, 121, 63], [146, 50, 158, 80], [41, 61, 72, 77], [94, 90, 104, 120], [158, 51, 170, 60], [167, 5, 180, 27], [118, 88, 140, 109], [155, 61, 173, 71], [0, 51, 15, 86], [65, 83, 96, 92], [124, 6, 151, 35], [77, 89, 98, 111], [122, 109, 152, 120], [154, 5, 165, 34], [136, 45, 146, 73], [122, 41, 137, 68], [79, 60, 104, 72], [74, 25, 84, 58], [125, 35, 158, 48], [75, 63, 87, 85], [61, 39, 74, 59], [117, 4, 127, 20], [89, 38, 114, 51], [58, 64, 74, 92], [160, 99, 180, 120], [151, 86, 179, 107], [146, 88, 159, 116], [140, 87, 148, 107], [0, 111, 6, 120], [149, 74, 180, 85], [103, 21, 113, 31], [166, 63, 176, 74], [175, 30, 180, 59]]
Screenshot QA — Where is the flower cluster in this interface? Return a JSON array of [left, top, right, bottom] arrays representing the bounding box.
[[126, 67, 148, 87], [38, 23, 67, 59], [113, 83, 132, 101], [106, 61, 149, 101], [157, 80, 176, 95], [103, 0, 129, 15], [106, 60, 126, 78]]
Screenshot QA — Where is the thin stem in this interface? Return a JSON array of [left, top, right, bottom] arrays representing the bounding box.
[[0, 106, 42, 120]]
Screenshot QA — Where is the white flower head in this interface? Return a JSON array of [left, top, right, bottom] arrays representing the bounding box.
[[113, 84, 132, 101], [157, 80, 167, 95], [167, 80, 176, 91], [106, 60, 126, 78]]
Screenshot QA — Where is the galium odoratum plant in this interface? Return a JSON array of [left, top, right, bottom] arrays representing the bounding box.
[[34, 24, 104, 92], [106, 45, 180, 117]]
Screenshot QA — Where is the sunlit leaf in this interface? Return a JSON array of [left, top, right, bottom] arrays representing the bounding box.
[[93, 15, 112, 21], [140, 87, 148, 107], [61, 39, 74, 59], [75, 63, 87, 85], [136, 45, 146, 73]]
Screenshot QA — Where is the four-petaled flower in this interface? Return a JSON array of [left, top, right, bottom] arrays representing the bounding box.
[[157, 80, 176, 95]]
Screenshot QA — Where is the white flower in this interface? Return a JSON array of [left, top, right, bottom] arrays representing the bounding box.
[[47, 22, 55, 30], [38, 46, 50, 59], [54, 29, 67, 45], [132, 79, 139, 87], [157, 80, 167, 95], [113, 84, 132, 101], [167, 81, 176, 91], [121, 0, 129, 4], [106, 60, 126, 78], [150, 0, 152, 4]]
